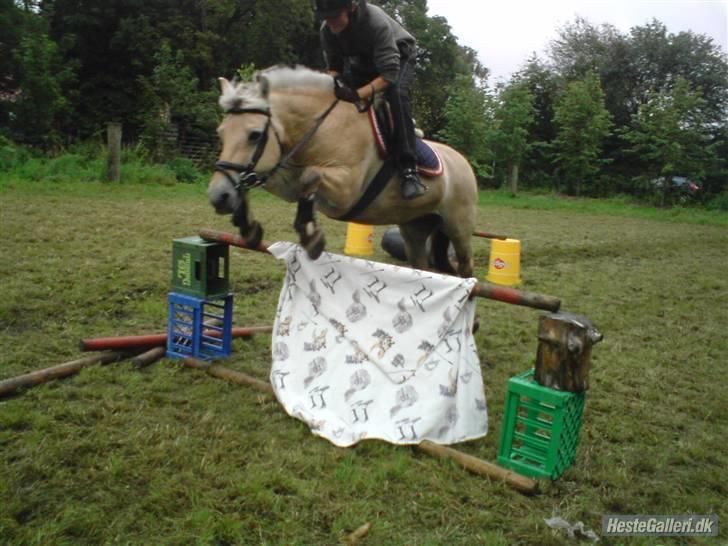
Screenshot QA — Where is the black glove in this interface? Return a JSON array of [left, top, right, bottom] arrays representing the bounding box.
[[333, 77, 361, 104]]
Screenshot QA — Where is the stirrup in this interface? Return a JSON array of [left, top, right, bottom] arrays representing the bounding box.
[[401, 169, 427, 200]]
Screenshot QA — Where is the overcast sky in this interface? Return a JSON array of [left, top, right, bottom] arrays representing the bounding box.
[[425, 0, 728, 83]]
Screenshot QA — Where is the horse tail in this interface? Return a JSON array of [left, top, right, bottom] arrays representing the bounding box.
[[431, 230, 457, 275]]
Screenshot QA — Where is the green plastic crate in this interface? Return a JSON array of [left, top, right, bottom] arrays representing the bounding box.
[[497, 369, 585, 480], [171, 236, 229, 298]]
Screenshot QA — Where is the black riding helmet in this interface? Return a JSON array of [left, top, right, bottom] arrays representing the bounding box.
[[314, 0, 353, 19]]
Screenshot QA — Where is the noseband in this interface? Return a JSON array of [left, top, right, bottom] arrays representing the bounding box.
[[214, 100, 340, 194]]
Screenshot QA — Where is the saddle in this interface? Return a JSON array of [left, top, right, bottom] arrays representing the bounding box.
[[338, 101, 444, 222], [368, 103, 443, 178]]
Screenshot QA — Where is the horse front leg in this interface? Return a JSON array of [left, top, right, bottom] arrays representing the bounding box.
[[294, 168, 326, 260], [232, 190, 264, 248]]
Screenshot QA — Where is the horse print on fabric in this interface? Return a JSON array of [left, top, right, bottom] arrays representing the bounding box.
[[346, 290, 367, 322], [390, 385, 418, 417], [392, 298, 413, 333], [303, 329, 327, 352], [370, 328, 394, 359], [303, 356, 327, 387], [328, 318, 348, 342], [344, 369, 371, 401]]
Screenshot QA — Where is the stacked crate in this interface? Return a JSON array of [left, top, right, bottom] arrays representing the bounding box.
[[497, 369, 586, 480], [167, 236, 233, 360]]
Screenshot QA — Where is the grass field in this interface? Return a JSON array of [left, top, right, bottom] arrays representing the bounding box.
[[1, 179, 726, 545]]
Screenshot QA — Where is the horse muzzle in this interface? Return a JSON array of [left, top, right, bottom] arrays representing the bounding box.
[[208, 175, 241, 215]]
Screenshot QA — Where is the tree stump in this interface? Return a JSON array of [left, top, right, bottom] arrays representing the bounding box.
[[535, 312, 603, 392]]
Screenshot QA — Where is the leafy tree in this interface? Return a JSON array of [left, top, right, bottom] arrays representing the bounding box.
[[138, 42, 217, 161], [621, 76, 714, 206], [552, 72, 613, 196], [511, 55, 561, 188], [11, 31, 76, 147], [628, 20, 728, 127], [438, 74, 494, 181], [491, 83, 535, 196], [549, 18, 728, 130], [243, 0, 316, 67]]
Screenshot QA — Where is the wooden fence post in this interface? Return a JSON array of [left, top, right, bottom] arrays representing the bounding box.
[[106, 122, 122, 182]]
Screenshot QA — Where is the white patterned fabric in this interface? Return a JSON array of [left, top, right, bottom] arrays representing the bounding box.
[[268, 242, 488, 447]]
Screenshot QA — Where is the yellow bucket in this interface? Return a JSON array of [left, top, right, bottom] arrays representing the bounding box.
[[486, 238, 522, 286], [344, 223, 374, 256]]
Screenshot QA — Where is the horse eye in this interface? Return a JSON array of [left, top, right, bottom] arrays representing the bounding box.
[[248, 130, 263, 143]]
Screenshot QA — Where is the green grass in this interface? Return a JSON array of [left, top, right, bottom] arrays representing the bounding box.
[[479, 190, 728, 227], [1, 180, 726, 545]]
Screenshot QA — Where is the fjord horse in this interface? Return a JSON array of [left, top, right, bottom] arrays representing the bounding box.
[[208, 66, 477, 278]]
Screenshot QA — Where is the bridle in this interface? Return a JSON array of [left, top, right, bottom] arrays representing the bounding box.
[[214, 107, 281, 191], [214, 99, 340, 193]]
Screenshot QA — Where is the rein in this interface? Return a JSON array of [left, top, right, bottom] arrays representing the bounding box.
[[215, 100, 340, 193]]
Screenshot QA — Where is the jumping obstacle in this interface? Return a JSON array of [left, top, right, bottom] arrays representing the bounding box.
[[180, 356, 539, 494], [198, 229, 561, 313], [194, 228, 552, 493], [166, 236, 236, 360]]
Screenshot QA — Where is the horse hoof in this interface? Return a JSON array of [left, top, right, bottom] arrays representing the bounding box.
[[239, 221, 263, 248], [304, 231, 326, 261]]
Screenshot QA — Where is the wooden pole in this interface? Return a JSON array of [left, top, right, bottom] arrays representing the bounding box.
[[198, 229, 561, 312], [471, 282, 561, 313], [417, 440, 538, 494], [198, 229, 271, 254], [106, 122, 122, 182], [177, 357, 538, 494], [0, 352, 129, 398], [80, 325, 273, 352], [131, 346, 167, 369], [181, 357, 276, 394], [472, 231, 509, 241]]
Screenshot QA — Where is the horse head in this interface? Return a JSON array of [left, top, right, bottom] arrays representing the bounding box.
[[209, 75, 283, 246]]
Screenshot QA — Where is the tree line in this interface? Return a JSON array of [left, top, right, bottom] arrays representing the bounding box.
[[2, 0, 727, 205]]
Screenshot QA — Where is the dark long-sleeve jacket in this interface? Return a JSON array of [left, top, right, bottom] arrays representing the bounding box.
[[320, 0, 416, 86]]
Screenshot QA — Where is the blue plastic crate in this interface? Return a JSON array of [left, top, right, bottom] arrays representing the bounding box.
[[167, 292, 233, 360]]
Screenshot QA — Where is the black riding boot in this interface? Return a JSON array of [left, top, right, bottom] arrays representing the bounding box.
[[400, 165, 427, 200]]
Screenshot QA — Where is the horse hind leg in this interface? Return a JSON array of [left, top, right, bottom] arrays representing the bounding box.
[[438, 207, 475, 278], [430, 230, 457, 276], [433, 226, 480, 332], [399, 214, 440, 271], [446, 230, 474, 279]]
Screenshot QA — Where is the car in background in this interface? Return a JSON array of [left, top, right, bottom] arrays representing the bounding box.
[[651, 176, 702, 201], [652, 176, 701, 194]]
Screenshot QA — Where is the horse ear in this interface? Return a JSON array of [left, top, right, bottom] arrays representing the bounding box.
[[258, 75, 271, 99], [218, 77, 233, 95]]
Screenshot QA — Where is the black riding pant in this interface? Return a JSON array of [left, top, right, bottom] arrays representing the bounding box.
[[384, 54, 417, 170], [349, 54, 417, 171]]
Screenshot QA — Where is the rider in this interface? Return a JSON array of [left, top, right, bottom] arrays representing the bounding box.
[[315, 0, 427, 200]]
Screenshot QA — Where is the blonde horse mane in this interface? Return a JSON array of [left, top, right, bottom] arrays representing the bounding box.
[[218, 65, 333, 112]]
